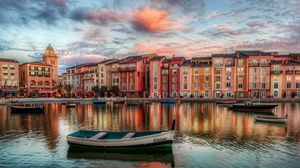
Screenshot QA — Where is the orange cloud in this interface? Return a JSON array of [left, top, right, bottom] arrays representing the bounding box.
[[132, 7, 180, 33]]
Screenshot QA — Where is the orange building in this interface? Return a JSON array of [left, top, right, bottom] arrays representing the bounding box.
[[19, 44, 58, 97]]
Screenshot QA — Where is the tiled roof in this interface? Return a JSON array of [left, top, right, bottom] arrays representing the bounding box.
[[271, 60, 300, 66], [97, 59, 116, 64], [236, 50, 272, 56], [0, 58, 19, 63], [150, 56, 165, 61], [212, 53, 236, 58], [162, 58, 172, 63], [191, 57, 212, 60], [191, 62, 212, 67], [171, 57, 185, 61], [181, 60, 192, 66]]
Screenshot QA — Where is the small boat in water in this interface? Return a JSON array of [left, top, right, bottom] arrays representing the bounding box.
[[161, 99, 176, 104], [10, 104, 45, 113], [67, 120, 176, 149], [216, 100, 237, 104], [230, 102, 278, 114], [93, 100, 106, 105], [66, 103, 76, 108], [255, 114, 288, 124]]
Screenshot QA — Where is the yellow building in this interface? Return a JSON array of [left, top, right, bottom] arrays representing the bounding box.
[[42, 44, 59, 84], [0, 58, 19, 97], [97, 59, 117, 88]]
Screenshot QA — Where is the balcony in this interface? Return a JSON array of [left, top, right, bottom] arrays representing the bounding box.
[[260, 63, 270, 67], [249, 63, 259, 67], [119, 67, 136, 72], [225, 63, 235, 67], [295, 70, 300, 74], [286, 70, 294, 74], [271, 70, 283, 74]]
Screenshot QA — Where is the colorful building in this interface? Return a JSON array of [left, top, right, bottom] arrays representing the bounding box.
[[97, 59, 116, 88], [0, 58, 19, 97], [149, 56, 165, 98]]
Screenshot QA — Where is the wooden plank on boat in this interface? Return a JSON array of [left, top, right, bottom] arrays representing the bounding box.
[[122, 133, 135, 139], [89, 132, 107, 139]]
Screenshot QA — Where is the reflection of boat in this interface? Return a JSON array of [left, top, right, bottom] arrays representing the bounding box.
[[114, 100, 125, 104], [67, 147, 174, 164], [255, 114, 288, 124], [216, 100, 236, 104], [61, 102, 67, 105], [10, 104, 45, 113], [67, 121, 175, 149], [230, 102, 278, 113], [93, 100, 106, 105], [161, 99, 176, 104], [66, 103, 76, 108]]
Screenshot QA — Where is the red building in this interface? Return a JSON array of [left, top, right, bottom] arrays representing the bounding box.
[[119, 55, 156, 97], [161, 57, 185, 98]]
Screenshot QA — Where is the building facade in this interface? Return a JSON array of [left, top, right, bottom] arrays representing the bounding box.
[[0, 58, 19, 97]]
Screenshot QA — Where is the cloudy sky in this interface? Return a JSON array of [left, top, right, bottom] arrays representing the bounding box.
[[0, 0, 300, 74]]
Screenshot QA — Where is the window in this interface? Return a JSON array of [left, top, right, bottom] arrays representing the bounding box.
[[205, 76, 209, 81], [237, 67, 244, 73], [274, 83, 278, 89], [173, 69, 177, 74], [184, 83, 188, 89], [184, 76, 187, 82], [226, 67, 231, 72], [226, 93, 231, 97], [252, 68, 257, 73], [154, 77, 157, 82], [216, 69, 221, 74], [238, 60, 243, 66], [194, 76, 199, 82], [252, 83, 256, 89], [163, 84, 167, 90], [163, 76, 168, 83], [238, 83, 243, 89], [154, 84, 157, 89], [216, 83, 221, 89], [172, 84, 177, 90], [226, 83, 231, 88], [204, 68, 209, 74], [261, 83, 266, 89], [226, 76, 231, 80], [296, 83, 300, 88], [172, 77, 177, 83], [215, 76, 220, 82], [194, 69, 199, 74], [238, 75, 243, 79], [287, 83, 292, 88]]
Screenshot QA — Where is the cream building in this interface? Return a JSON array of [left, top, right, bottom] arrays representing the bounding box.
[[0, 58, 19, 96]]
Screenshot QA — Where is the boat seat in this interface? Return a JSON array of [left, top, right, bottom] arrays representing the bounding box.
[[89, 132, 107, 139], [122, 133, 135, 139]]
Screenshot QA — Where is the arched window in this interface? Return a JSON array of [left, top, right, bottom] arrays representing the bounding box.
[[30, 80, 36, 86], [45, 81, 50, 86], [38, 81, 43, 86]]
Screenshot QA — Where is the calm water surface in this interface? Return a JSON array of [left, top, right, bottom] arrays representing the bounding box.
[[0, 102, 300, 168]]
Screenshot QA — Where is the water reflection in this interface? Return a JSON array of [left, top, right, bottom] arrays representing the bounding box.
[[0, 102, 300, 167]]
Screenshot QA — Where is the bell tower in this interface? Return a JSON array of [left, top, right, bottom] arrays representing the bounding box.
[[43, 44, 58, 84]]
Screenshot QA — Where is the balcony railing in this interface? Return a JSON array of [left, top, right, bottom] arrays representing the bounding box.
[[271, 70, 283, 74], [260, 63, 270, 67], [111, 68, 119, 72], [286, 70, 294, 74], [249, 63, 259, 67], [119, 67, 136, 72], [225, 63, 235, 67]]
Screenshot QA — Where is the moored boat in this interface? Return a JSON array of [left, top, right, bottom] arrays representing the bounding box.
[[10, 104, 45, 113], [126, 102, 139, 106], [93, 100, 106, 105], [255, 114, 288, 124], [161, 99, 176, 104], [230, 102, 278, 113], [67, 121, 176, 149], [216, 100, 237, 104]]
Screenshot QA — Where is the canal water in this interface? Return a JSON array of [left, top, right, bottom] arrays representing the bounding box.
[[0, 103, 300, 168]]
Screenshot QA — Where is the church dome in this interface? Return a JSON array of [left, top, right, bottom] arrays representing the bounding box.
[[46, 44, 54, 50]]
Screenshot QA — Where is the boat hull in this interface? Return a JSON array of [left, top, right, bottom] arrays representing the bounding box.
[[230, 103, 278, 113], [67, 131, 175, 149], [10, 106, 44, 113], [255, 116, 287, 124], [93, 101, 106, 105]]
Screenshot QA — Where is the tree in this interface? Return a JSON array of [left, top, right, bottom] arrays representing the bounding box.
[[92, 86, 100, 97], [99, 86, 108, 97], [65, 84, 73, 97], [109, 85, 119, 97]]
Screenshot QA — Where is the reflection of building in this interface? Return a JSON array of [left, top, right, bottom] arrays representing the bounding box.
[[0, 58, 19, 96], [19, 44, 58, 97]]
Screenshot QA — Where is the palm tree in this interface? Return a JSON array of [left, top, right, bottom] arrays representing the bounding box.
[[92, 86, 100, 97], [109, 85, 119, 97], [65, 84, 73, 98], [99, 86, 108, 97]]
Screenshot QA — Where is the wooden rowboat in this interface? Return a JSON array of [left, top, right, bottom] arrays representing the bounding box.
[[161, 99, 176, 104], [67, 121, 176, 149], [255, 114, 288, 124], [10, 104, 45, 113]]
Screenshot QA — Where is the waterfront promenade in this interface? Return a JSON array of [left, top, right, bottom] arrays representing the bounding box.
[[2, 97, 300, 104]]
